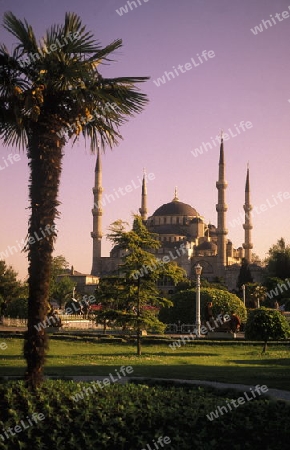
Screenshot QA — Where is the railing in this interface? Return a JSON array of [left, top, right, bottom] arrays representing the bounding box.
[[2, 317, 28, 327], [1, 315, 98, 329], [165, 323, 197, 333]]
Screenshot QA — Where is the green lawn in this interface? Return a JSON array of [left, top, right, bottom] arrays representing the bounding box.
[[1, 337, 289, 390]]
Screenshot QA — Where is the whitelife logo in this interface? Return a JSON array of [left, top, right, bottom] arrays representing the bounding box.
[[191, 121, 253, 158], [169, 314, 231, 350], [229, 191, 290, 228], [206, 385, 269, 421], [131, 243, 187, 280], [94, 172, 155, 210], [18, 32, 81, 67], [251, 6, 290, 35], [0, 153, 21, 171], [153, 50, 215, 87], [0, 225, 57, 260], [116, 0, 150, 16], [71, 366, 134, 402], [0, 413, 45, 442]]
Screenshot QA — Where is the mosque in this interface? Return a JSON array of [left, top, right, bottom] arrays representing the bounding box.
[[90, 139, 263, 291]]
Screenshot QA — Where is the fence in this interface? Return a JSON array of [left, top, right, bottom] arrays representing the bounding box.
[[1, 315, 98, 330], [165, 323, 197, 333]]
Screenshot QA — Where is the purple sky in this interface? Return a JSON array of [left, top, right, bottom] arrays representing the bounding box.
[[0, 0, 290, 280]]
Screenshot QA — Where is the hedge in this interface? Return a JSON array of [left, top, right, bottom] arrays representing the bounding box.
[[159, 288, 247, 324], [0, 380, 289, 449]]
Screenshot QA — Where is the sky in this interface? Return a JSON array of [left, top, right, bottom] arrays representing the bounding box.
[[0, 0, 290, 280]]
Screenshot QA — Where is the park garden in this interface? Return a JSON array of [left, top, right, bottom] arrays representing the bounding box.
[[0, 10, 290, 450]]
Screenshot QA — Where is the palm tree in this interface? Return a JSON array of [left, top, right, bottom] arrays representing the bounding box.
[[0, 11, 148, 388]]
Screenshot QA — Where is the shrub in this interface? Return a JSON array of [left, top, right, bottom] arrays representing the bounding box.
[[5, 298, 28, 319], [0, 380, 289, 449], [159, 288, 247, 325], [245, 307, 290, 353]]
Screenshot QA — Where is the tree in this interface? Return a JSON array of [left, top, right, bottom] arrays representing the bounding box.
[[0, 12, 148, 388], [262, 277, 286, 307], [49, 256, 75, 308], [266, 238, 290, 279], [5, 298, 28, 319], [237, 258, 253, 290], [94, 276, 129, 332], [0, 260, 27, 305], [159, 287, 247, 325], [106, 216, 186, 355], [245, 283, 267, 308], [251, 252, 261, 264], [50, 276, 76, 309], [245, 307, 290, 353]]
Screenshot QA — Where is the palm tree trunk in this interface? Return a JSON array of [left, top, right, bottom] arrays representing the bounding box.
[[24, 124, 63, 389]]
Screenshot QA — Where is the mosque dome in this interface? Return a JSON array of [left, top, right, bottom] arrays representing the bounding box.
[[152, 199, 198, 217]]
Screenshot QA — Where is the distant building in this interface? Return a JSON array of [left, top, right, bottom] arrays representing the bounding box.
[[90, 140, 263, 291], [57, 266, 99, 296]]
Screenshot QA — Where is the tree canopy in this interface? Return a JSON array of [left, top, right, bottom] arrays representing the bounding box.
[[0, 260, 27, 304], [49, 255, 75, 307], [159, 287, 247, 325], [237, 258, 253, 289], [245, 307, 290, 353], [103, 216, 186, 354], [266, 238, 290, 279]]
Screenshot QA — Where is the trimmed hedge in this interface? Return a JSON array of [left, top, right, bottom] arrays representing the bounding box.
[[0, 380, 289, 449], [159, 288, 247, 325]]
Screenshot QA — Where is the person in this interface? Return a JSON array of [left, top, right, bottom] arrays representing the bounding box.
[[204, 302, 214, 327], [274, 300, 279, 310], [230, 311, 241, 333]]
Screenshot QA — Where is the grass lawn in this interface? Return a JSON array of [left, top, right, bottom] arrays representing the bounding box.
[[0, 337, 289, 390]]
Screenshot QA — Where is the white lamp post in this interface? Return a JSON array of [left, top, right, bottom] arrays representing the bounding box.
[[195, 264, 202, 338], [242, 284, 246, 306]]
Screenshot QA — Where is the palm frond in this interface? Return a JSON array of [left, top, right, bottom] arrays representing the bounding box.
[[3, 12, 38, 54]]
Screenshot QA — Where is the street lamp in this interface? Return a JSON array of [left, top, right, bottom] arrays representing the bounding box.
[[242, 284, 246, 306], [195, 264, 202, 337]]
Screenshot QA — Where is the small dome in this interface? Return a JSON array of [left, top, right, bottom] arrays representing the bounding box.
[[196, 241, 217, 251], [191, 217, 203, 223]]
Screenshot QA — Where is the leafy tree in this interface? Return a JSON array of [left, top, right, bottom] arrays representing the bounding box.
[[237, 258, 253, 289], [95, 277, 165, 333], [251, 252, 261, 264], [5, 298, 28, 319], [245, 307, 290, 353], [50, 276, 76, 309], [245, 283, 267, 308], [94, 276, 129, 331], [175, 277, 227, 292], [0, 12, 148, 388], [266, 238, 290, 279], [0, 260, 27, 305], [49, 256, 75, 308], [262, 277, 285, 306], [159, 287, 247, 325], [106, 216, 186, 355]]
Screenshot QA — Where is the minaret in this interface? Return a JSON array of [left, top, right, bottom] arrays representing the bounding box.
[[243, 165, 253, 262], [216, 137, 228, 273], [91, 148, 103, 275], [139, 171, 148, 220]]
